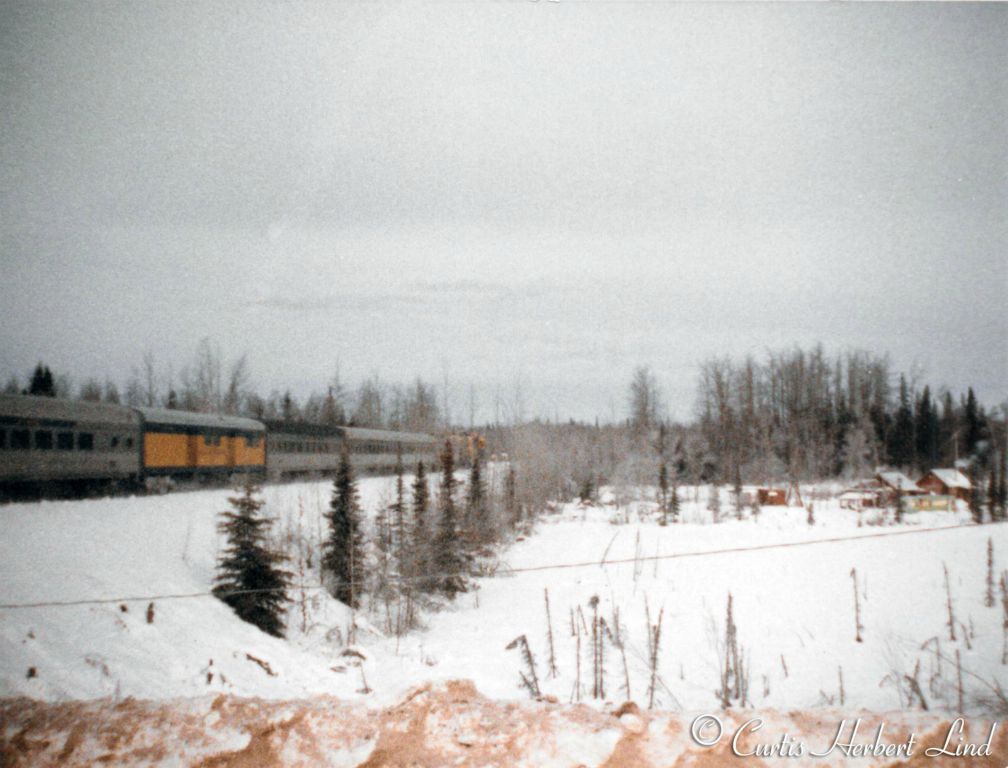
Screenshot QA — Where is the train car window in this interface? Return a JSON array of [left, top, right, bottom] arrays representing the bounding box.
[[11, 429, 30, 449], [247, 436, 260, 448], [125, 437, 134, 449], [111, 436, 119, 449], [0, 430, 5, 449], [78, 433, 94, 451], [57, 432, 74, 450], [35, 430, 53, 450]]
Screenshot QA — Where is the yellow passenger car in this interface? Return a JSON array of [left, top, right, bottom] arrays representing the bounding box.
[[137, 407, 266, 480]]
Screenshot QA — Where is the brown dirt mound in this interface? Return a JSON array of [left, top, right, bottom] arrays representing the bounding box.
[[2, 683, 1004, 767]]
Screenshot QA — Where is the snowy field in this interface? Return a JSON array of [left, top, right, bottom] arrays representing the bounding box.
[[2, 475, 1006, 717]]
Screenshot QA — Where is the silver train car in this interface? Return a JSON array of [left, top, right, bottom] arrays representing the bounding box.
[[263, 420, 437, 480], [0, 394, 143, 493]]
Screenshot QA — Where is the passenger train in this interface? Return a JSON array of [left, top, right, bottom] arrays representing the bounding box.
[[0, 394, 437, 498]]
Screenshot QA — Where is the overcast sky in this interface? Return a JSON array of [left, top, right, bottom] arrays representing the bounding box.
[[1, 2, 1005, 422]]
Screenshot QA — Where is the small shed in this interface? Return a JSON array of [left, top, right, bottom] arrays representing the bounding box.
[[918, 469, 972, 501], [838, 489, 883, 510], [756, 487, 787, 506]]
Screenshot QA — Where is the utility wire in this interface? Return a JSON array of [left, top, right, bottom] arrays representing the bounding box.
[[0, 521, 996, 611]]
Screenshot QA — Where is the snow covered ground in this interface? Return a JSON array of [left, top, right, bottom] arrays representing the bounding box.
[[2, 476, 1006, 717]]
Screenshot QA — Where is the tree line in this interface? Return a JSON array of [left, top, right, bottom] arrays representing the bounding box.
[[687, 346, 1003, 483], [9, 341, 1004, 491], [6, 342, 442, 433]]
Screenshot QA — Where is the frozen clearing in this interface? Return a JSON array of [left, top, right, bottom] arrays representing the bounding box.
[[1, 476, 1006, 717]]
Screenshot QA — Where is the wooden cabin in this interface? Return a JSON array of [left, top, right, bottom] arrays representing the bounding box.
[[918, 469, 972, 501]]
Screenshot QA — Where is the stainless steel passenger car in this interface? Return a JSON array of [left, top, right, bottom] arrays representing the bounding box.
[[342, 426, 437, 473], [0, 394, 142, 493], [264, 421, 438, 480], [263, 420, 345, 480]]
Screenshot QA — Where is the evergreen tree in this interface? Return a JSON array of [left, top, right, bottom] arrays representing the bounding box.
[[412, 460, 429, 541], [213, 483, 290, 638], [410, 460, 432, 591], [939, 390, 957, 464], [915, 386, 938, 471], [969, 464, 985, 524], [281, 390, 297, 421], [505, 465, 519, 529], [988, 465, 999, 523], [998, 452, 1008, 522], [391, 444, 407, 570], [889, 375, 914, 469], [322, 444, 364, 608], [28, 363, 55, 397], [965, 388, 982, 455], [434, 439, 466, 597], [658, 461, 669, 526], [465, 448, 489, 543]]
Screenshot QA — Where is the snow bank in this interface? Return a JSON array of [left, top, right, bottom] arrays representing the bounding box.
[[2, 478, 1006, 718]]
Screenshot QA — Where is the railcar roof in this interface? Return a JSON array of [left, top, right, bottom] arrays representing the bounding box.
[[342, 426, 436, 444], [135, 407, 265, 432], [262, 420, 344, 437], [0, 394, 140, 425]]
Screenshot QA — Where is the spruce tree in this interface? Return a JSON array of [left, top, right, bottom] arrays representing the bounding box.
[[505, 465, 519, 529], [214, 483, 290, 638], [410, 460, 432, 591], [969, 465, 984, 524], [889, 375, 915, 469], [465, 448, 488, 544], [915, 386, 938, 471], [323, 444, 364, 608], [28, 364, 55, 397], [658, 462, 669, 526], [391, 444, 407, 570], [988, 466, 999, 523], [965, 388, 982, 455], [434, 439, 466, 598], [998, 453, 1008, 521]]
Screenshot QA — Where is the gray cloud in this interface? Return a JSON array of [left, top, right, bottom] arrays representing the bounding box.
[[1, 2, 1005, 420]]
